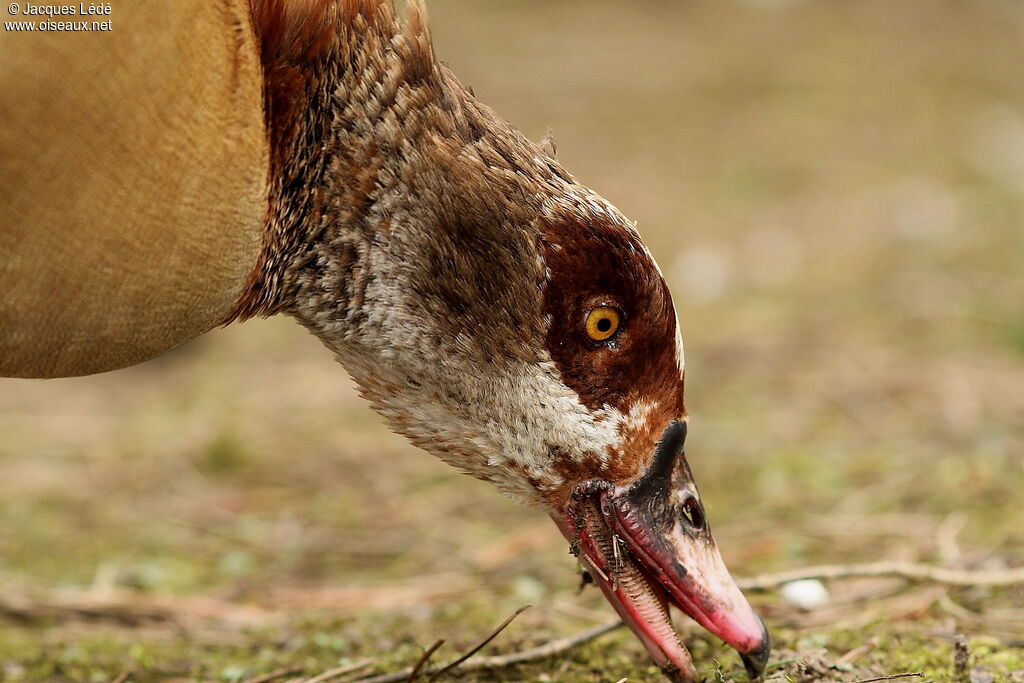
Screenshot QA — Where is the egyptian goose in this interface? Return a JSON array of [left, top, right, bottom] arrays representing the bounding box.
[[0, 1, 769, 679]]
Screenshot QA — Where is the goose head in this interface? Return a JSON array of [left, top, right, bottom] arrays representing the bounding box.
[[303, 188, 768, 681], [239, 2, 770, 679], [0, 2, 766, 676]]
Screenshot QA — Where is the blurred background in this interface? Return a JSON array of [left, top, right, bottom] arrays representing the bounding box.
[[1, 0, 1022, 680]]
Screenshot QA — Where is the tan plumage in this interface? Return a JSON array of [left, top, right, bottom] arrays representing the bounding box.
[[0, 0, 267, 377]]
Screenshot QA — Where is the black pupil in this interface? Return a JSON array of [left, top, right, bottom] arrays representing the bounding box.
[[682, 497, 705, 530], [596, 317, 612, 333]]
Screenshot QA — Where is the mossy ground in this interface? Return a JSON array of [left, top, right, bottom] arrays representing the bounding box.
[[2, 0, 1023, 681]]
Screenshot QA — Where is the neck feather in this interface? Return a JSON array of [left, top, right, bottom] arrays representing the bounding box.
[[227, 0, 571, 326], [228, 0, 429, 321]]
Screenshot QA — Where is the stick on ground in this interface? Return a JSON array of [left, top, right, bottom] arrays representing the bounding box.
[[301, 659, 375, 683], [428, 605, 531, 681], [737, 561, 1024, 590], [242, 665, 304, 683], [850, 673, 923, 683], [406, 639, 445, 683], [355, 618, 624, 683]]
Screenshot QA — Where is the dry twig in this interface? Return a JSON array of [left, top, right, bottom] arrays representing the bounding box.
[[406, 639, 445, 682], [459, 618, 622, 669], [428, 605, 531, 680], [771, 584, 945, 631], [737, 561, 1024, 590], [836, 640, 877, 666], [354, 619, 623, 683], [850, 674, 923, 683], [242, 665, 304, 683], [302, 659, 375, 683]]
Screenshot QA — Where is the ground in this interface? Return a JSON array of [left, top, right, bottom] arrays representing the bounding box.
[[1, 0, 1023, 681]]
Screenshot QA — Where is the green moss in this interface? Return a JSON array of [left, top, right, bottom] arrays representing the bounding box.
[[198, 432, 253, 477]]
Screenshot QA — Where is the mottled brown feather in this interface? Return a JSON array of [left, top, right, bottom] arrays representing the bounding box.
[[229, 0, 403, 321]]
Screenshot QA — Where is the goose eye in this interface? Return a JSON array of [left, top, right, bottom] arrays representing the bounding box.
[[585, 306, 622, 342]]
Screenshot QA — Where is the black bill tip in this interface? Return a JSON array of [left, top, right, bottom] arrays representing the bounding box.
[[739, 614, 771, 681]]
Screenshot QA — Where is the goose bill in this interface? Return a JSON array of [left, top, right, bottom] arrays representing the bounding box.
[[554, 501, 697, 682], [554, 422, 770, 682]]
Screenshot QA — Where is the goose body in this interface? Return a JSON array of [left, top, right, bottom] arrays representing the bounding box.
[[0, 2, 769, 680], [0, 0, 267, 376]]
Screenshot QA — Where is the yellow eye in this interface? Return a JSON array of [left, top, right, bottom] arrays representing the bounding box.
[[585, 306, 621, 342]]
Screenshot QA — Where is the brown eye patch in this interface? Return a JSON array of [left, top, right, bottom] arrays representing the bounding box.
[[538, 208, 685, 418]]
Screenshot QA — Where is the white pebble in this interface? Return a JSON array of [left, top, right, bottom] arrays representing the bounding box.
[[780, 579, 830, 610]]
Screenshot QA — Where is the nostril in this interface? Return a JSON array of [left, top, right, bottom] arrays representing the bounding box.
[[680, 495, 706, 531]]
